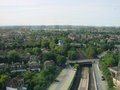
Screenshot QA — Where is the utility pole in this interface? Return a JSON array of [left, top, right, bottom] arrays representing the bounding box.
[[117, 52, 120, 86], [118, 51, 120, 71]]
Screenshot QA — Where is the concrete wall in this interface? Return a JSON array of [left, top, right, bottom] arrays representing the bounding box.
[[113, 78, 120, 88], [6, 87, 17, 90]]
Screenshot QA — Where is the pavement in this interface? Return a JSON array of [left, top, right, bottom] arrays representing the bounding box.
[[93, 61, 108, 90], [48, 66, 76, 90]]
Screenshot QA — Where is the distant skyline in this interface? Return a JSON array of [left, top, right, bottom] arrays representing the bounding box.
[[0, 0, 120, 26]]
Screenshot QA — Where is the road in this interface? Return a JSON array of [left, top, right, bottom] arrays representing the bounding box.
[[93, 62, 102, 90], [93, 61, 108, 90]]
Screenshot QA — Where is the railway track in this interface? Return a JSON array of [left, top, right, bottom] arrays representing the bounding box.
[[78, 67, 90, 90], [69, 65, 92, 90]]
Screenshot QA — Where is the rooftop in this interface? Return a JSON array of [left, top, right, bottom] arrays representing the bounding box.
[[109, 67, 120, 72]]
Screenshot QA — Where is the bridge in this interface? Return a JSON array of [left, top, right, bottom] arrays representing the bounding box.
[[67, 59, 99, 64]]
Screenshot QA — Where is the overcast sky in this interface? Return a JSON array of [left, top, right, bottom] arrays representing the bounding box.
[[0, 0, 120, 26]]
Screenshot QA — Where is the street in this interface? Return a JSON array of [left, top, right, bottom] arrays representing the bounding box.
[[93, 61, 108, 90]]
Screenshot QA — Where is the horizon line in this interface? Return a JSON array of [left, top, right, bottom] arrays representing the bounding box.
[[0, 24, 120, 27]]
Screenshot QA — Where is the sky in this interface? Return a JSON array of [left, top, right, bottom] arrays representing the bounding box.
[[0, 0, 120, 26]]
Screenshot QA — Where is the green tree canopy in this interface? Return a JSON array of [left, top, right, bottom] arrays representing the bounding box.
[[42, 52, 56, 63], [49, 41, 56, 49], [56, 55, 66, 65], [32, 67, 56, 90], [68, 50, 78, 60], [102, 53, 116, 67], [85, 46, 96, 58], [32, 47, 41, 55], [41, 39, 49, 48], [54, 46, 65, 55], [0, 74, 9, 89], [7, 50, 19, 58], [74, 64, 79, 68], [0, 74, 9, 84], [22, 70, 34, 83]]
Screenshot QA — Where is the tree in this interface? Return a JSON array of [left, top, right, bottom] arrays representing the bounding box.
[[102, 53, 116, 67], [32, 47, 41, 55], [49, 41, 56, 49], [68, 50, 78, 60], [32, 67, 56, 90], [42, 52, 56, 63], [23, 70, 34, 83], [96, 47, 103, 54], [41, 39, 49, 48], [7, 50, 19, 62], [63, 44, 71, 56], [107, 76, 113, 88], [54, 46, 65, 55], [101, 43, 114, 51], [74, 64, 79, 68], [0, 74, 9, 89], [99, 52, 117, 89], [59, 37, 72, 44], [56, 55, 66, 65], [86, 46, 96, 58], [7, 50, 18, 58]]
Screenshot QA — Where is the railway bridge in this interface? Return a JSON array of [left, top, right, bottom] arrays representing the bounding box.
[[67, 59, 99, 64]]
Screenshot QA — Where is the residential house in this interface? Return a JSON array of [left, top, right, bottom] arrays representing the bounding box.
[[11, 63, 26, 73], [44, 60, 54, 69], [109, 67, 120, 88]]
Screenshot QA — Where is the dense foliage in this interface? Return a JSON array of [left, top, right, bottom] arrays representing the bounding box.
[[0, 27, 120, 90], [99, 51, 120, 89]]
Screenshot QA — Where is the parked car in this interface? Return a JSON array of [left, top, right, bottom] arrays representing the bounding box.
[[101, 76, 105, 80]]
